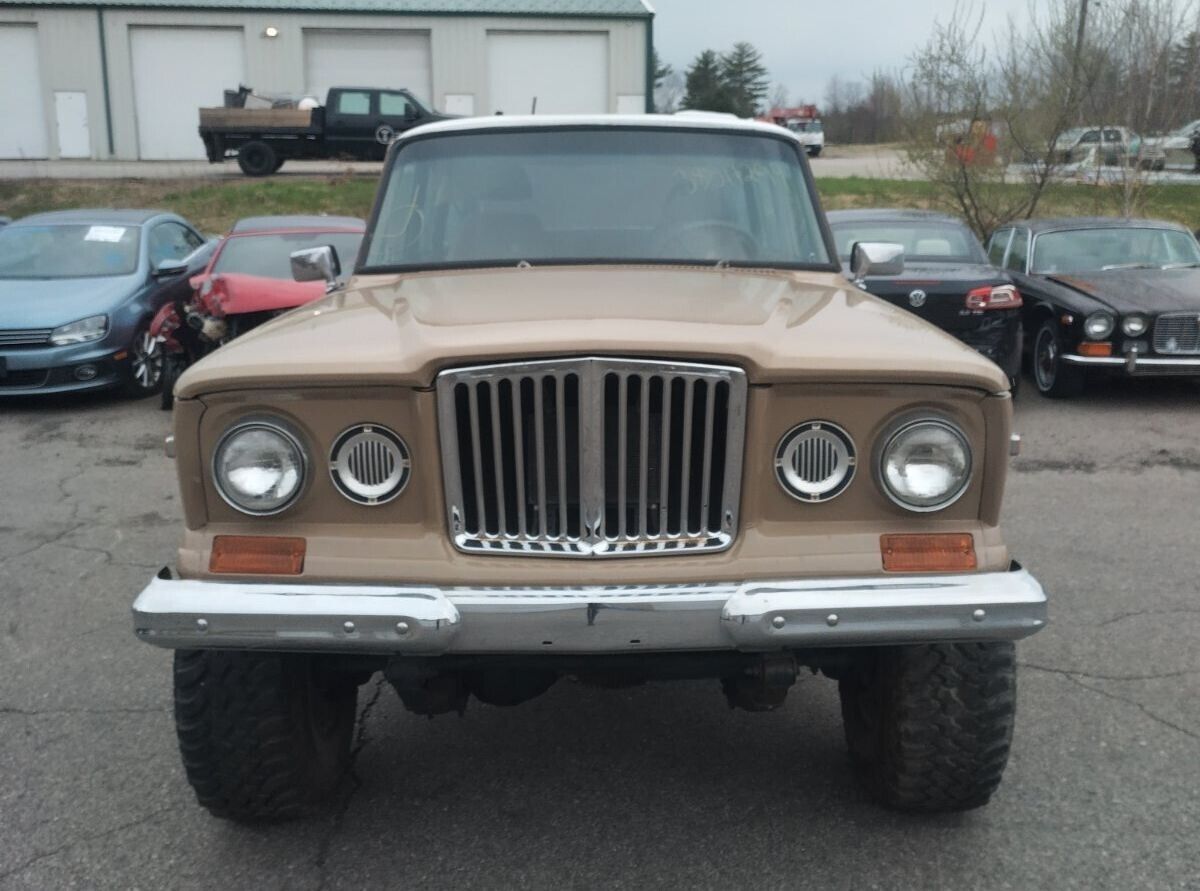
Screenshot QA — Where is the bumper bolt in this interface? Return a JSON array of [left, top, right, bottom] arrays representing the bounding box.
[[396, 621, 410, 636], [771, 615, 786, 629], [195, 618, 208, 632], [826, 613, 839, 627], [343, 621, 356, 634], [973, 609, 986, 622]]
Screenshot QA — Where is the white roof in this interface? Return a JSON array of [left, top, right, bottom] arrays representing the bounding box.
[[400, 113, 801, 144]]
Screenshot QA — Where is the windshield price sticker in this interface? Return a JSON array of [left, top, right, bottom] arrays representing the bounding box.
[[84, 226, 127, 243]]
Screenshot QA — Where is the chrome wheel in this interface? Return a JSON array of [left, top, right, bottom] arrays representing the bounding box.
[[1034, 326, 1058, 392], [131, 328, 163, 392]]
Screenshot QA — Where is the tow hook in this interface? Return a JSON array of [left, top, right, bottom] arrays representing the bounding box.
[[721, 653, 798, 712]]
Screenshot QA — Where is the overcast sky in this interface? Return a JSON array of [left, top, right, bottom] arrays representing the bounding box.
[[650, 0, 1032, 105]]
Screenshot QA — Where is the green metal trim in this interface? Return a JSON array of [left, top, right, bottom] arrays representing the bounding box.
[[96, 5, 115, 156], [644, 9, 653, 113]]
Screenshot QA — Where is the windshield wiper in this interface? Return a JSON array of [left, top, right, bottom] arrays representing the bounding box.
[[1161, 262, 1200, 269]]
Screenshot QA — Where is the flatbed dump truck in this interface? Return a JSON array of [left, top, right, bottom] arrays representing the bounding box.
[[198, 87, 450, 176]]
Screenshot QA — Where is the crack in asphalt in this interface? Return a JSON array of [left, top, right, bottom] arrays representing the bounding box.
[[1020, 661, 1200, 682], [1021, 663, 1200, 744], [1012, 451, 1200, 474], [1096, 607, 1200, 627], [313, 676, 387, 890], [0, 705, 169, 719], [0, 804, 176, 882]]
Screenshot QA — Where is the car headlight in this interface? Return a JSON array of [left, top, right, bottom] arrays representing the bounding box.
[[1122, 315, 1148, 337], [49, 314, 108, 346], [1084, 312, 1115, 340], [213, 421, 307, 515], [879, 419, 972, 512], [774, 421, 857, 503]]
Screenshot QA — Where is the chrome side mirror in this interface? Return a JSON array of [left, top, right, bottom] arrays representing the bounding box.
[[291, 245, 341, 288], [850, 242, 905, 283]]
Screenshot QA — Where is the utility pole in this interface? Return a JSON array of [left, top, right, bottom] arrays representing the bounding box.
[[1068, 0, 1091, 118]]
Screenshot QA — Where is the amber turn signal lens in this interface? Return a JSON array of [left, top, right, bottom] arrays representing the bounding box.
[[1077, 342, 1113, 357], [881, 533, 976, 573], [210, 535, 306, 575]]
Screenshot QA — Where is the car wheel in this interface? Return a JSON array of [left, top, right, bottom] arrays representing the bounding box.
[[173, 650, 357, 823], [838, 642, 1017, 812], [808, 146, 822, 158], [237, 141, 277, 177], [123, 323, 164, 398], [1032, 319, 1084, 398]]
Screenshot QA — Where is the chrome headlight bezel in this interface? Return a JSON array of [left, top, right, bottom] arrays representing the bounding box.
[[329, 424, 412, 506], [212, 419, 308, 516], [1083, 312, 1115, 340], [774, 420, 857, 503], [49, 314, 108, 346], [877, 417, 973, 513], [1121, 314, 1149, 337]]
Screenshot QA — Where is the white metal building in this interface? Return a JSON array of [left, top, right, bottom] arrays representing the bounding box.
[[0, 0, 653, 160]]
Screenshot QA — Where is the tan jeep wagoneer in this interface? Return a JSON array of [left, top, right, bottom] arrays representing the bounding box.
[[132, 114, 1046, 821]]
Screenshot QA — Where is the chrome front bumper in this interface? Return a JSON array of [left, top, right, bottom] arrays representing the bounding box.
[[1065, 353, 1200, 375], [131, 565, 1046, 655]]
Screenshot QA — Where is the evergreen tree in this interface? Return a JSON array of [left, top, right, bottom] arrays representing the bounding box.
[[683, 50, 734, 113], [721, 42, 770, 118]]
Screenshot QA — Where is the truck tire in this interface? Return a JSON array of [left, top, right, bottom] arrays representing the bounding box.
[[173, 649, 357, 822], [237, 141, 277, 177], [838, 642, 1016, 812], [808, 146, 822, 157]]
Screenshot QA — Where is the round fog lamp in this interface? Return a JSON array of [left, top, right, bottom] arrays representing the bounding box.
[[1122, 315, 1148, 337], [213, 422, 306, 515], [1084, 312, 1115, 340], [880, 420, 972, 512], [74, 364, 99, 381]]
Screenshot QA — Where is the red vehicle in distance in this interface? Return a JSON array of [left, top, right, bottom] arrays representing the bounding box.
[[151, 215, 364, 408]]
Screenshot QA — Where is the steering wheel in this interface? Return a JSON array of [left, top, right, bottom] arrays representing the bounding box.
[[655, 219, 756, 261]]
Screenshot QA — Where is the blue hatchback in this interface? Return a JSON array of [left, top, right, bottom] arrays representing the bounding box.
[[0, 209, 214, 397]]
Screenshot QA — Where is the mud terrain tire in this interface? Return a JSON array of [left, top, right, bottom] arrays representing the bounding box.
[[838, 642, 1016, 812], [173, 650, 357, 822]]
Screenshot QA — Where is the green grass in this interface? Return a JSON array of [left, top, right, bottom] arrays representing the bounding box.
[[816, 176, 1200, 230], [1, 172, 1197, 235]]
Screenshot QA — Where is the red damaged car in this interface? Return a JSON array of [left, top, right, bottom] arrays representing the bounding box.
[[152, 215, 364, 408]]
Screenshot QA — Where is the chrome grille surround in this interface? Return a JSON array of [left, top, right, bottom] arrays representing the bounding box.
[[436, 358, 747, 558], [1153, 313, 1200, 355], [0, 328, 53, 347]]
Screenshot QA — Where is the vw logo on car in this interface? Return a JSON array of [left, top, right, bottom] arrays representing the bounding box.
[[908, 289, 927, 308]]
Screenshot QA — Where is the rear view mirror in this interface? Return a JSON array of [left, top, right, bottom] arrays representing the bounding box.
[[850, 242, 905, 283], [291, 245, 341, 287], [154, 258, 189, 278]]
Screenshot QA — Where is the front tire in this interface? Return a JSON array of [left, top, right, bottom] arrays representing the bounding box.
[[237, 141, 277, 177], [1032, 319, 1085, 398], [173, 650, 357, 823], [122, 323, 163, 398], [808, 146, 822, 157], [159, 353, 185, 410], [838, 642, 1017, 812]]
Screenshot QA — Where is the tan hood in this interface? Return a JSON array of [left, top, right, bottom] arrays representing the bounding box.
[[176, 266, 1010, 398]]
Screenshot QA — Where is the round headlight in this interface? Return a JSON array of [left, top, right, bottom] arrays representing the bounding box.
[[1084, 312, 1115, 340], [774, 421, 856, 502], [213, 421, 306, 515], [1122, 315, 1148, 337], [880, 419, 972, 512]]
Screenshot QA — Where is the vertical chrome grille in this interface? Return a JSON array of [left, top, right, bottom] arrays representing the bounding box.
[[437, 358, 747, 558], [1153, 314, 1200, 355]]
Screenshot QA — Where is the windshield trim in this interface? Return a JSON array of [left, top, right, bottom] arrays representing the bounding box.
[[0, 222, 144, 280], [357, 124, 841, 276]]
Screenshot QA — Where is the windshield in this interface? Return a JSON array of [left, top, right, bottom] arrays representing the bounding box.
[[363, 128, 831, 270], [1032, 227, 1200, 273], [789, 121, 822, 134], [0, 224, 141, 279], [214, 231, 364, 278], [829, 220, 984, 263]]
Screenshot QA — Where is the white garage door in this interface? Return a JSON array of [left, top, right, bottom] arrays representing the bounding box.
[[0, 25, 49, 159], [304, 30, 432, 106], [488, 32, 608, 115], [131, 27, 244, 160]]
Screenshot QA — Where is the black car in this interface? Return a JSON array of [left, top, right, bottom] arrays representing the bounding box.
[[986, 217, 1200, 397], [827, 209, 1023, 385]]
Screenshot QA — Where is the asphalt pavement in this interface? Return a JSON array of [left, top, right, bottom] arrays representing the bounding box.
[[1, 374, 1198, 890]]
